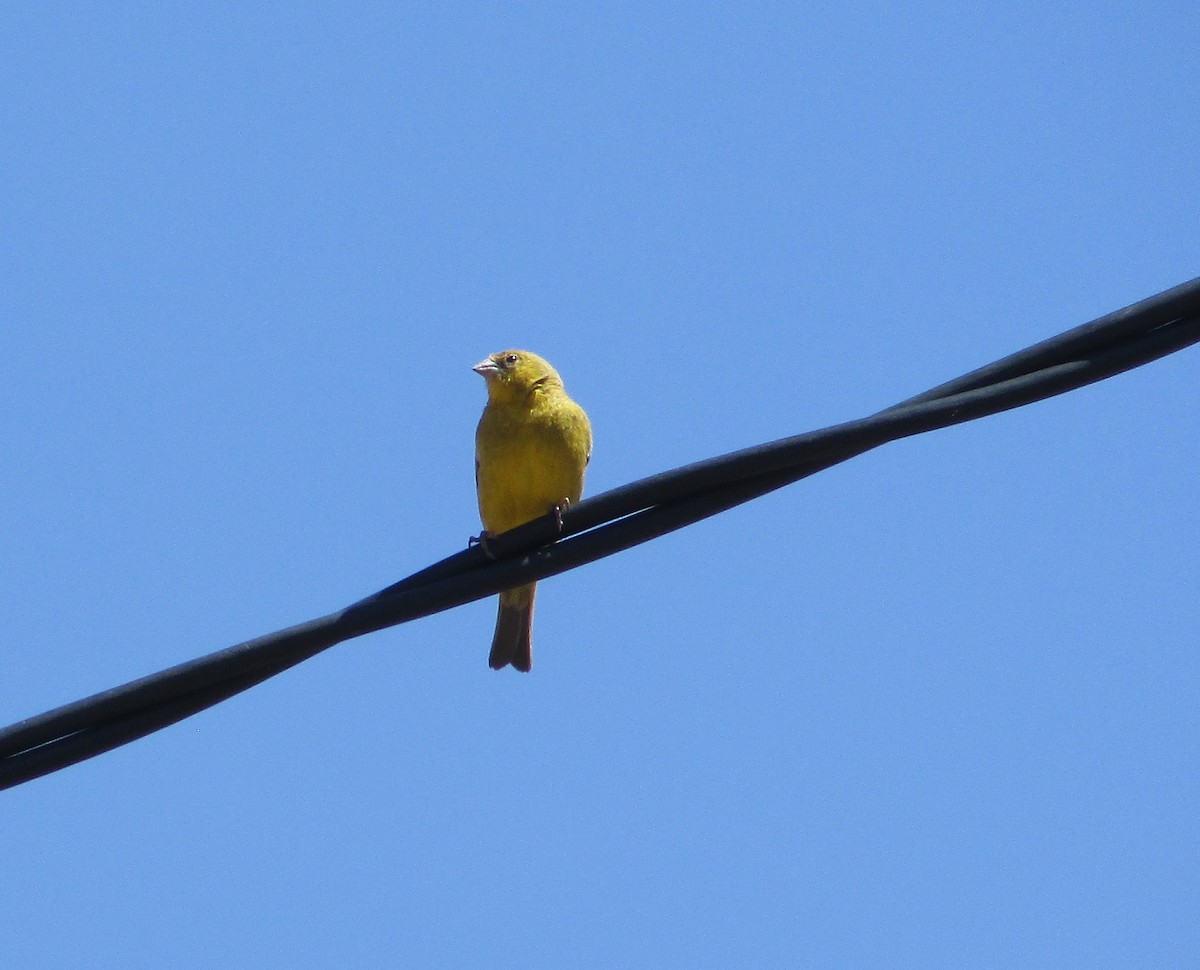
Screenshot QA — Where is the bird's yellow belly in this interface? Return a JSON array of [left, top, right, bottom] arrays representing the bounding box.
[[476, 426, 585, 535]]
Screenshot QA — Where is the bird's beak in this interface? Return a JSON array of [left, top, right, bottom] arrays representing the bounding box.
[[473, 358, 500, 377]]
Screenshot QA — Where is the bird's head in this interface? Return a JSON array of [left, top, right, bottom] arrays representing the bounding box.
[[473, 350, 563, 401]]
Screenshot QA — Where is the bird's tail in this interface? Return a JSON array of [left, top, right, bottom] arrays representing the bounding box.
[[489, 583, 535, 672]]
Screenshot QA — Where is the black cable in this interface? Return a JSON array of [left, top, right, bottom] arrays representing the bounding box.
[[2, 276, 1198, 791]]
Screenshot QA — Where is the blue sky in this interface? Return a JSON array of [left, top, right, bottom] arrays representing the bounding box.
[[3, 4, 1198, 967]]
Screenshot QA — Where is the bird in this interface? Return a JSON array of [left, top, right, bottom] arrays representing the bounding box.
[[473, 349, 592, 671]]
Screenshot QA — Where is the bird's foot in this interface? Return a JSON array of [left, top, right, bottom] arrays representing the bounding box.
[[550, 498, 571, 534], [469, 530, 497, 560]]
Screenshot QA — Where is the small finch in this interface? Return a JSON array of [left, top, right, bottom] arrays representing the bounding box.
[[473, 350, 592, 671]]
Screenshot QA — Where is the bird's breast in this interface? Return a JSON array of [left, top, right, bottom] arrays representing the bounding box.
[[475, 402, 588, 535]]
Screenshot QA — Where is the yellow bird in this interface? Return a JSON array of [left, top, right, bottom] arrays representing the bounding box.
[[473, 350, 592, 671]]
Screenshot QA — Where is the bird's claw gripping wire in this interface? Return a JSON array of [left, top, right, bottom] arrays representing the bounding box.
[[470, 500, 570, 559], [468, 531, 497, 560], [551, 498, 570, 534]]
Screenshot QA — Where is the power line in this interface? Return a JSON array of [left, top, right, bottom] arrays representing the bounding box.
[[2, 276, 1198, 791]]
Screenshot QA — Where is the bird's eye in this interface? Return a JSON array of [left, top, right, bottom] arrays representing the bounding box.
[[505, 353, 519, 365]]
